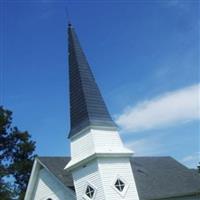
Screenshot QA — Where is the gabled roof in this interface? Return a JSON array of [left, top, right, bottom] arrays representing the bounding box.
[[37, 156, 200, 200], [24, 157, 75, 200], [68, 24, 117, 138], [38, 157, 74, 191]]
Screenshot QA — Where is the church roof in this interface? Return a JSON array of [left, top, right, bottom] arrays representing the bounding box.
[[68, 24, 117, 138], [38, 157, 74, 190], [131, 157, 200, 199], [38, 156, 200, 200]]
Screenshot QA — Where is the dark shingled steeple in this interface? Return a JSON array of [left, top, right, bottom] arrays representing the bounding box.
[[68, 24, 117, 138]]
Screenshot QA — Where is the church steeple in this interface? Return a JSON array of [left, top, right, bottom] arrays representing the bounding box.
[[68, 24, 117, 138], [66, 24, 139, 200]]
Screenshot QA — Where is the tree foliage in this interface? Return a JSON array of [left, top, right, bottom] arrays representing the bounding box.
[[0, 106, 36, 199]]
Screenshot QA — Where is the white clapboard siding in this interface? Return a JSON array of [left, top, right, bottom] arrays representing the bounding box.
[[92, 129, 125, 152], [98, 157, 139, 200], [69, 129, 132, 164], [72, 157, 139, 200], [71, 129, 95, 160], [72, 159, 106, 200], [67, 128, 138, 200], [33, 168, 75, 200]]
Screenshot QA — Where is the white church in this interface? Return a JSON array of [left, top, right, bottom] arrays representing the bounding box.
[[25, 23, 200, 200]]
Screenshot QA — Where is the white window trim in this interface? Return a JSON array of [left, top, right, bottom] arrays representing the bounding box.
[[111, 175, 130, 197], [82, 182, 97, 200]]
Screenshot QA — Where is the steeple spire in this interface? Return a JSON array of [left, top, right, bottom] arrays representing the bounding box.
[[68, 24, 117, 138]]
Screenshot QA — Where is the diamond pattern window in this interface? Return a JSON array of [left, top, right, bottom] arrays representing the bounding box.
[[114, 179, 125, 192], [85, 185, 95, 199]]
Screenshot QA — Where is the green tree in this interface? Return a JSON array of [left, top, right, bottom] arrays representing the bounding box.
[[0, 106, 36, 200]]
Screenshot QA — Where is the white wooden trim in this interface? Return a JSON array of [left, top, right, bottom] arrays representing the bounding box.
[[24, 158, 76, 199], [24, 159, 41, 200], [65, 152, 133, 171], [36, 159, 76, 198]]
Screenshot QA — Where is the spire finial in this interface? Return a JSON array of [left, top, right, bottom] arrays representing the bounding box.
[[65, 4, 71, 27]]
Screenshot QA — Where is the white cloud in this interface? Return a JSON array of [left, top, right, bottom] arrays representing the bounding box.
[[126, 138, 200, 168], [125, 137, 165, 156], [181, 152, 200, 168], [116, 84, 200, 133]]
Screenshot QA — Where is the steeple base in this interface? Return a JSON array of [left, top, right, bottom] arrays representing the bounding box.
[[71, 157, 139, 200]]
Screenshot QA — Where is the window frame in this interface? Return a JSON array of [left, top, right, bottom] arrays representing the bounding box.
[[114, 178, 125, 192], [111, 175, 129, 197], [82, 182, 97, 200]]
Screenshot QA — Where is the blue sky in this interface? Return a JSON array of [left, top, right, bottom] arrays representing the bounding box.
[[0, 0, 199, 168]]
